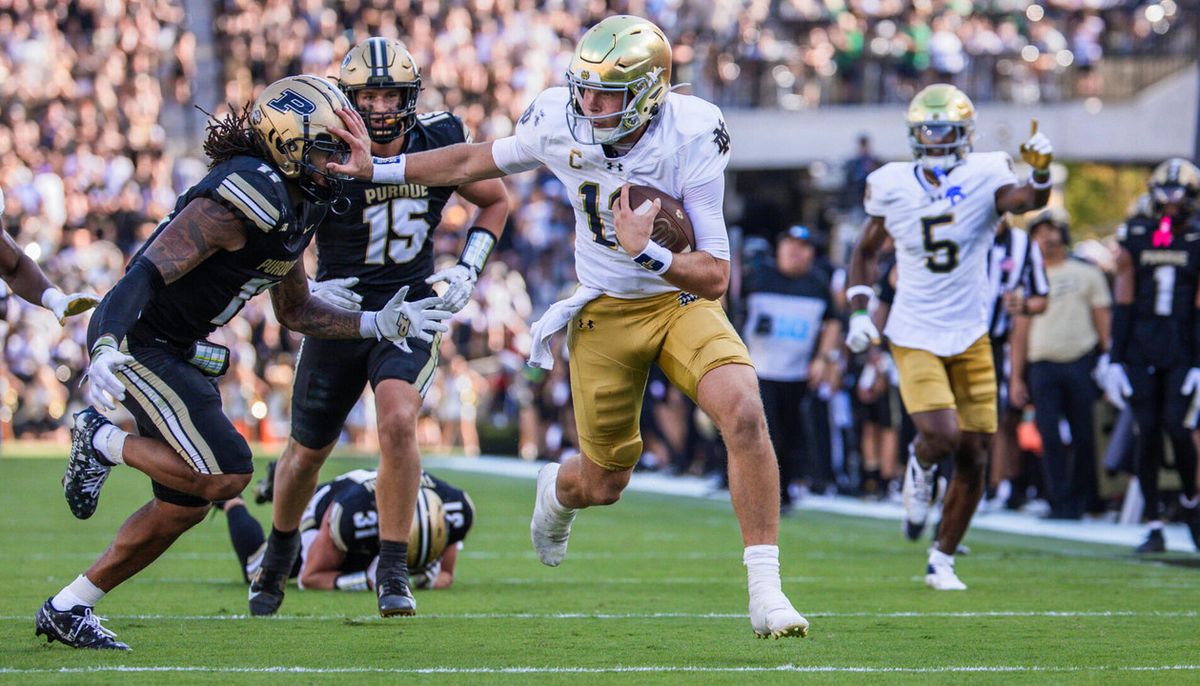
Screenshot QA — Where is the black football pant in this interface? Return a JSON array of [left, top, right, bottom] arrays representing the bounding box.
[[1127, 364, 1199, 519], [1029, 355, 1099, 517]]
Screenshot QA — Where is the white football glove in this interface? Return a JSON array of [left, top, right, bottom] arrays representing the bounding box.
[[1102, 363, 1133, 410], [1092, 352, 1111, 389], [845, 311, 880, 354], [85, 339, 135, 411], [40, 287, 101, 325], [1181, 367, 1200, 402], [309, 276, 362, 311], [425, 264, 478, 314], [368, 285, 452, 344]]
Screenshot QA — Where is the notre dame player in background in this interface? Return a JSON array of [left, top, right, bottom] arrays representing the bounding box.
[[224, 466, 474, 592], [1104, 158, 1200, 553], [251, 39, 506, 618], [36, 75, 449, 650]]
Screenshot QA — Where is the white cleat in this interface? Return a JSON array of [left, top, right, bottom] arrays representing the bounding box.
[[531, 463, 575, 566], [925, 558, 967, 591], [749, 591, 809, 639], [901, 448, 938, 541]]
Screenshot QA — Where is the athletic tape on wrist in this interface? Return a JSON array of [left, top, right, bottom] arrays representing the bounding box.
[[633, 240, 673, 274], [371, 155, 407, 185], [459, 227, 497, 274]]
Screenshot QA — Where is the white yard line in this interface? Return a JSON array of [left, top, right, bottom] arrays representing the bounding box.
[[2, 610, 1194, 622], [1, 665, 1198, 675]]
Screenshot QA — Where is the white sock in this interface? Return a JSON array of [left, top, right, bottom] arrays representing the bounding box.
[[542, 469, 575, 517], [51, 575, 106, 611], [92, 423, 128, 466], [743, 544, 782, 596], [929, 548, 955, 568], [1148, 520, 1165, 531]]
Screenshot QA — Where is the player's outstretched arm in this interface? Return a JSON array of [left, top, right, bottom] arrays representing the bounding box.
[[995, 120, 1054, 215], [0, 221, 99, 324], [327, 107, 507, 187]]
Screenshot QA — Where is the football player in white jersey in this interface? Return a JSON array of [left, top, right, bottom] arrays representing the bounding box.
[[330, 15, 808, 639], [844, 85, 1053, 590]]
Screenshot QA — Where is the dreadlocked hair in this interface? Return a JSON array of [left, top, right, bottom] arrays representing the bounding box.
[[201, 103, 264, 168]]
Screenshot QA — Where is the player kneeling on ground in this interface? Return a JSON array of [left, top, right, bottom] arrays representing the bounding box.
[[36, 76, 448, 651], [224, 465, 473, 592]]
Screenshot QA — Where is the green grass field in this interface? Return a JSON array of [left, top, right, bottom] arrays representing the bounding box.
[[0, 449, 1197, 684]]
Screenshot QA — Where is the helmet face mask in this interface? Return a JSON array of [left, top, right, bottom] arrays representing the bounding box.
[[1148, 158, 1200, 218], [251, 75, 355, 212], [906, 84, 975, 174], [339, 38, 422, 144], [565, 16, 672, 146]]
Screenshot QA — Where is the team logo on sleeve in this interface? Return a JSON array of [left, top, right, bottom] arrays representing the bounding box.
[[713, 121, 731, 154]]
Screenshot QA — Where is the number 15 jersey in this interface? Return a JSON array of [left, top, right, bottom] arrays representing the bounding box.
[[865, 152, 1017, 356]]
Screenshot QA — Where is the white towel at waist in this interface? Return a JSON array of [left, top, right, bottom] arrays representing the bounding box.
[[527, 286, 603, 370]]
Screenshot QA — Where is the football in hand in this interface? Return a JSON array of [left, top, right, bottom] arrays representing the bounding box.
[[628, 185, 694, 253]]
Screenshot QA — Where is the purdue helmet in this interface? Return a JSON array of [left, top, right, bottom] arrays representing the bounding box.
[[339, 37, 422, 143], [1148, 158, 1200, 216], [407, 487, 449, 569], [565, 15, 672, 146], [907, 84, 975, 173], [251, 75, 353, 207]]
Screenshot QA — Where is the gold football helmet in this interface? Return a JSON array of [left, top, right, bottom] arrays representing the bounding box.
[[1148, 158, 1200, 215], [408, 487, 449, 569], [565, 15, 672, 145], [339, 37, 422, 143], [907, 84, 975, 173], [251, 75, 353, 207]]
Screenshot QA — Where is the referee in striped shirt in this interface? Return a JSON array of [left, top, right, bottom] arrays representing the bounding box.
[[986, 215, 1050, 509]]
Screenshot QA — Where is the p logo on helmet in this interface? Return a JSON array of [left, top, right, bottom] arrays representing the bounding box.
[[267, 90, 317, 116]]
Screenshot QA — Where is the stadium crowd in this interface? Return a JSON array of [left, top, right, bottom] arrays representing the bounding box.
[[0, 0, 1193, 523]]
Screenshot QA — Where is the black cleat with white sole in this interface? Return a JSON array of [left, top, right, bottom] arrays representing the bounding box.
[[377, 568, 416, 618], [248, 531, 300, 616], [35, 599, 130, 650]]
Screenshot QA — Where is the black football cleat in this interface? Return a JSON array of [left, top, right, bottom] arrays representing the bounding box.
[[248, 531, 300, 616], [35, 599, 130, 650], [63, 408, 115, 520], [254, 460, 278, 505], [377, 570, 417, 618], [1134, 528, 1166, 554]]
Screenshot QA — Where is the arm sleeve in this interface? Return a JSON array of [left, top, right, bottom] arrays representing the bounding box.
[[89, 256, 164, 347], [682, 174, 729, 261]]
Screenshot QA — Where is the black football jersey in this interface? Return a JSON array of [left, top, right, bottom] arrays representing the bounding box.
[[314, 112, 469, 310], [306, 469, 474, 573], [1119, 214, 1200, 368], [130, 156, 323, 346]]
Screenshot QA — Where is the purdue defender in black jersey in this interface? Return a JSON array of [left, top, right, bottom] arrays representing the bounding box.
[[1105, 158, 1200, 553], [252, 39, 506, 619], [224, 467, 474, 592], [36, 76, 450, 651]]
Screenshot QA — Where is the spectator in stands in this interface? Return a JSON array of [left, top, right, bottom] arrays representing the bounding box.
[[1027, 210, 1110, 519], [742, 226, 842, 509]]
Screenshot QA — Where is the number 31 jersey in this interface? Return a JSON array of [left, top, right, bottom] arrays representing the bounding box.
[[314, 112, 469, 310], [865, 151, 1017, 356], [1117, 214, 1200, 368], [498, 87, 730, 299]]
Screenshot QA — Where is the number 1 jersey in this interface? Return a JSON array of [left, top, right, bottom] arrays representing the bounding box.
[[865, 152, 1017, 356], [314, 112, 470, 310], [1117, 214, 1200, 368]]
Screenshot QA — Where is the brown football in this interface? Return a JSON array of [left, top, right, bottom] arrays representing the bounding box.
[[628, 185, 695, 253]]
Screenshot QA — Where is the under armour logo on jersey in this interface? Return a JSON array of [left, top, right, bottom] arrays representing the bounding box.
[[577, 319, 595, 330], [713, 121, 731, 155], [606, 161, 623, 172], [677, 292, 698, 307]]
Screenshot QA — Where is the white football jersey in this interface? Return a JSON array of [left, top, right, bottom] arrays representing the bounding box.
[[498, 87, 731, 299], [865, 151, 1018, 356]]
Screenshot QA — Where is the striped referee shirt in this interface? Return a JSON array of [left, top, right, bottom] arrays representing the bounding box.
[[988, 225, 1049, 341]]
